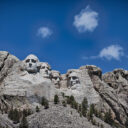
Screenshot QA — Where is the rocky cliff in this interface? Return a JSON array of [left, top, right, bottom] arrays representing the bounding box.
[[0, 51, 128, 128]]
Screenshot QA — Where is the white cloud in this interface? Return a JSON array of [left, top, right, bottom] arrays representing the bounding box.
[[99, 45, 124, 60], [37, 27, 52, 38], [82, 45, 124, 61], [73, 5, 98, 33]]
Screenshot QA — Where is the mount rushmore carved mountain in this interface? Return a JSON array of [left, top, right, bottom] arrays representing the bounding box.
[[0, 51, 128, 128]]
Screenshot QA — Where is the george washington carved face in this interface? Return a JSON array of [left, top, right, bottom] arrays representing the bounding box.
[[24, 54, 40, 73]]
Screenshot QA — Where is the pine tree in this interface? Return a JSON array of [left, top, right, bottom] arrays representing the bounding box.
[[62, 100, 67, 107], [125, 117, 128, 128], [8, 108, 20, 124], [61, 92, 65, 98], [91, 119, 96, 125], [81, 97, 88, 117], [41, 96, 47, 106], [23, 109, 32, 117], [13, 108, 20, 124], [66, 96, 71, 104], [78, 104, 82, 113], [104, 109, 114, 125], [82, 97, 88, 110], [100, 124, 104, 128], [19, 116, 28, 128], [8, 108, 14, 120], [89, 104, 95, 118], [70, 95, 75, 101], [41, 96, 49, 109], [54, 94, 59, 104], [36, 106, 40, 112], [44, 99, 49, 109]]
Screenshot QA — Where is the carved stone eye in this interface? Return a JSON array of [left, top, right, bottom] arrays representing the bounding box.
[[54, 77, 57, 80], [31, 59, 36, 63], [42, 66, 45, 69], [26, 59, 30, 63], [72, 76, 77, 80], [68, 77, 71, 80]]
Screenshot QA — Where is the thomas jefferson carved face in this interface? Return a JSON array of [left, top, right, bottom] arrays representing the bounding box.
[[24, 54, 39, 73], [40, 62, 51, 78]]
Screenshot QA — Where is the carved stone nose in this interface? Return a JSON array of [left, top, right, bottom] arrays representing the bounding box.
[[29, 63, 32, 67], [45, 70, 48, 74]]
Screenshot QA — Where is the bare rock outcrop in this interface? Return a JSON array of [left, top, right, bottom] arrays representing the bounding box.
[[59, 67, 100, 104], [0, 51, 127, 128], [0, 53, 56, 109]]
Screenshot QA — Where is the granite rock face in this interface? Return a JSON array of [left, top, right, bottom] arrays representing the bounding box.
[[1, 54, 56, 108], [0, 51, 128, 128], [0, 51, 19, 86], [59, 67, 101, 104], [0, 114, 14, 128]]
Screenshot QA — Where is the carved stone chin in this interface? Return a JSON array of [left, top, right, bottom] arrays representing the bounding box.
[[24, 54, 40, 74]]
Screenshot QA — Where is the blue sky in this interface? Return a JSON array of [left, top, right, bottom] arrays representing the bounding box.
[[0, 0, 128, 74]]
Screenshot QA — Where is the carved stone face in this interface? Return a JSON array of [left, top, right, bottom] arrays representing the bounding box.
[[68, 72, 80, 87], [52, 71, 61, 88], [24, 54, 39, 73], [40, 62, 51, 78]]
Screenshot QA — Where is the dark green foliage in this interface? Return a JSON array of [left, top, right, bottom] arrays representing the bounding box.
[[54, 94, 59, 104], [125, 117, 128, 128], [8, 108, 20, 124], [79, 112, 82, 117], [13, 108, 20, 123], [41, 96, 49, 109], [19, 115, 28, 128], [66, 95, 78, 109], [8, 108, 13, 120], [62, 100, 67, 107], [104, 109, 114, 125], [97, 111, 103, 119], [66, 95, 75, 105], [36, 106, 40, 112], [91, 119, 96, 125], [41, 96, 47, 106], [100, 124, 104, 128], [23, 109, 32, 117], [66, 96, 71, 104], [92, 108, 103, 121], [71, 100, 78, 109], [94, 109, 98, 117], [82, 97, 88, 110], [89, 104, 95, 118], [81, 97, 88, 117], [61, 92, 65, 98], [86, 104, 96, 121], [82, 108, 87, 117], [44, 100, 49, 109], [78, 104, 82, 113], [70, 95, 75, 101]]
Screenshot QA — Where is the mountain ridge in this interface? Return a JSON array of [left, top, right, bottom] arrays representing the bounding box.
[[0, 51, 128, 128]]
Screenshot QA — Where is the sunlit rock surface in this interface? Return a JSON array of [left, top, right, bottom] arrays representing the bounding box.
[[0, 51, 128, 128]]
